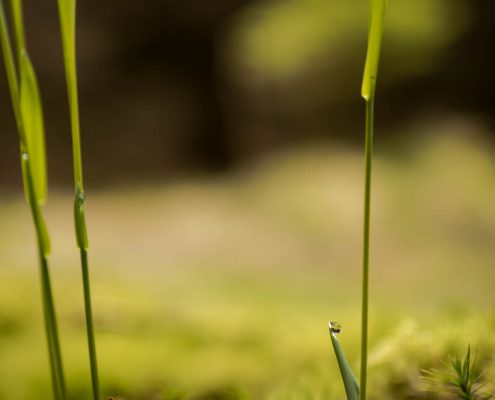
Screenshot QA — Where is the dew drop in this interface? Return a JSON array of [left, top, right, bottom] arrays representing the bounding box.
[[329, 321, 341, 334]]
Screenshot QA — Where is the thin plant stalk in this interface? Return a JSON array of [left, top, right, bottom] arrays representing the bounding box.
[[57, 1, 100, 398], [8, 0, 24, 61], [40, 251, 65, 399], [360, 1, 387, 399], [0, 1, 66, 398], [80, 248, 99, 400], [359, 94, 373, 400]]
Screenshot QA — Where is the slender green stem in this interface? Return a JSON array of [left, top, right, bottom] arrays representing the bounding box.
[[9, 0, 25, 64], [360, 96, 374, 400], [0, 2, 66, 398], [24, 152, 66, 400], [360, 1, 386, 397], [39, 257, 62, 400], [81, 249, 100, 400], [40, 254, 66, 400], [0, 1, 21, 134], [57, 0, 83, 189], [57, 1, 99, 398], [9, 0, 67, 395]]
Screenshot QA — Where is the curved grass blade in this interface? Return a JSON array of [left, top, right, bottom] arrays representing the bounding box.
[[20, 153, 51, 255], [361, 0, 387, 100], [0, 1, 65, 397], [0, 1, 21, 129], [329, 322, 360, 400], [20, 50, 47, 204]]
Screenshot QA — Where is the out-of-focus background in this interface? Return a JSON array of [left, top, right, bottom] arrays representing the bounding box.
[[0, 0, 494, 399]]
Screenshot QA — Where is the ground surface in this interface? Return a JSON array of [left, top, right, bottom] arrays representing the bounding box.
[[0, 125, 494, 399]]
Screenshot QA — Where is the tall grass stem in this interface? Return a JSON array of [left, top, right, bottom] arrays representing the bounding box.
[[40, 254, 66, 399], [360, 96, 374, 400], [360, 1, 386, 398], [81, 249, 100, 400], [9, 0, 24, 64], [57, 1, 100, 397], [0, 1, 66, 397]]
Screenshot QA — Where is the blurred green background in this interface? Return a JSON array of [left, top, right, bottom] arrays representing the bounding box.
[[0, 0, 494, 399]]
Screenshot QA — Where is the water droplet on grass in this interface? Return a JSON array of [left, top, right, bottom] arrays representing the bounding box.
[[329, 321, 341, 334]]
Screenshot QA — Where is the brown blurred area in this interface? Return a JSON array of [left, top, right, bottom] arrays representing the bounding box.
[[0, 0, 494, 187]]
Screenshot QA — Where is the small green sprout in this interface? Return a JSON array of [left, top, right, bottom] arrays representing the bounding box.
[[424, 346, 495, 400], [328, 322, 359, 400]]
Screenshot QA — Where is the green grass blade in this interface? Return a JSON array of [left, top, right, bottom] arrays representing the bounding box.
[[0, 1, 21, 130], [360, 97, 374, 400], [361, 0, 387, 100], [40, 287, 63, 400], [57, 0, 75, 53], [329, 323, 360, 400], [57, 0, 83, 189], [359, 2, 387, 399], [9, 0, 25, 63], [80, 249, 99, 399], [20, 50, 48, 204], [40, 254, 66, 399], [21, 152, 51, 255], [58, 0, 88, 250], [57, 2, 99, 399], [0, 1, 65, 397]]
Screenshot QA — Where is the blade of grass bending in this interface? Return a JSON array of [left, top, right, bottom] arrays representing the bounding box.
[[0, 1, 20, 128], [57, 1, 100, 398], [20, 50, 47, 204], [360, 1, 386, 400], [361, 0, 387, 101], [329, 323, 359, 400], [0, 1, 66, 398]]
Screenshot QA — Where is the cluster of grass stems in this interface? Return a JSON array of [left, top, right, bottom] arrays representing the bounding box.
[[0, 0, 99, 398]]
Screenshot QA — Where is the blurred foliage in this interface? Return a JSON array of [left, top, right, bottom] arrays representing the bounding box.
[[0, 125, 494, 399], [0, 0, 490, 183], [228, 0, 472, 81]]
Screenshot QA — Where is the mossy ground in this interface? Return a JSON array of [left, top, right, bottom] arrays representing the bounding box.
[[0, 124, 494, 399]]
